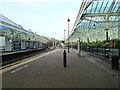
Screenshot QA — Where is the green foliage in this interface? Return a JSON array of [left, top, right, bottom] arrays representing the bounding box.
[[87, 40, 105, 46], [115, 40, 120, 48]]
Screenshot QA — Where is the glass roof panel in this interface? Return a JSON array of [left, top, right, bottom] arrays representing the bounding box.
[[112, 0, 118, 11], [103, 0, 109, 13], [94, 1, 99, 13], [117, 6, 120, 12], [114, 2, 119, 12], [83, 0, 117, 14], [0, 25, 11, 30], [91, 1, 98, 13], [100, 0, 108, 13], [85, 2, 93, 14], [104, 1, 113, 13], [0, 14, 20, 28], [95, 1, 103, 13], [98, 1, 104, 13]]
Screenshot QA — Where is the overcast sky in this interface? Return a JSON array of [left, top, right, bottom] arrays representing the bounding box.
[[0, 0, 82, 40]]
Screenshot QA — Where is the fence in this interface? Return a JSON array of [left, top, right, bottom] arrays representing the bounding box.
[[81, 45, 120, 58]]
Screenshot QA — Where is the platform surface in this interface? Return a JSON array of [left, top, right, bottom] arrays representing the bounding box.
[[2, 49, 119, 88]]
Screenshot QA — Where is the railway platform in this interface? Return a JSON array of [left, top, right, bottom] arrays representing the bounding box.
[[2, 49, 119, 88]]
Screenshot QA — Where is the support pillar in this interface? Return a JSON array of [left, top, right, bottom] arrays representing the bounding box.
[[78, 37, 80, 56]]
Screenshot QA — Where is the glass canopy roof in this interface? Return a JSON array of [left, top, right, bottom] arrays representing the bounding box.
[[68, 0, 120, 43], [0, 13, 21, 29], [0, 14, 49, 43]]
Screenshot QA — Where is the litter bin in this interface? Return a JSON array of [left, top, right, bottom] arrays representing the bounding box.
[[111, 55, 119, 70]]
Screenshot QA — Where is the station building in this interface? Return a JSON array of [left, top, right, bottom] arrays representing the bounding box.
[[0, 14, 49, 52]]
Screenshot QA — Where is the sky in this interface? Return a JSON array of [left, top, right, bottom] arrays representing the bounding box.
[[0, 0, 82, 40]]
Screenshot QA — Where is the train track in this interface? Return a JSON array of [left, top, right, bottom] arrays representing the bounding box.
[[0, 48, 55, 68]]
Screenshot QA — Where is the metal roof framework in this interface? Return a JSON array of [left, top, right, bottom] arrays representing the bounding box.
[[0, 14, 49, 43], [68, 0, 120, 43]]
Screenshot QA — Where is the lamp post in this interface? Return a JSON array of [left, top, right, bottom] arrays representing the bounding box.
[[78, 37, 80, 56], [64, 30, 66, 49], [67, 18, 70, 53], [93, 23, 98, 54], [105, 28, 109, 58], [87, 26, 91, 52], [105, 15, 110, 58], [64, 30, 66, 42]]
